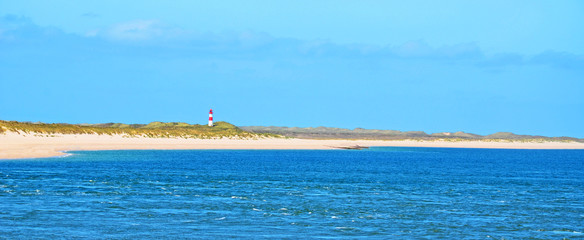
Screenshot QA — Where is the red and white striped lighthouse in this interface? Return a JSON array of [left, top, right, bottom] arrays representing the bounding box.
[[208, 109, 214, 127]]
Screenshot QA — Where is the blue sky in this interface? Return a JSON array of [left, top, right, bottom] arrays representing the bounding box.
[[1, 1, 583, 137]]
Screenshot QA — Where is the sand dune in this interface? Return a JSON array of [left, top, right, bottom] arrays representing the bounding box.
[[1, 131, 583, 160]]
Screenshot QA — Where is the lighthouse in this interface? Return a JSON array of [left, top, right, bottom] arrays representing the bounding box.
[[208, 109, 214, 127]]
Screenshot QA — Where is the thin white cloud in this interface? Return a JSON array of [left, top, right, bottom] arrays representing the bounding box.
[[1, 15, 581, 71], [393, 40, 434, 57], [389, 41, 481, 59], [237, 30, 272, 48], [84, 29, 99, 37], [436, 43, 481, 58], [0, 15, 30, 37], [97, 20, 187, 41], [530, 51, 584, 69], [0, 15, 49, 40]]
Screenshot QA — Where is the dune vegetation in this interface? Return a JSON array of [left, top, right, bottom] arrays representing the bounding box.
[[2, 120, 581, 142], [241, 126, 584, 143], [0, 120, 280, 139]]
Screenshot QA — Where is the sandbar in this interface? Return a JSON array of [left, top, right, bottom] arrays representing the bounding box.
[[1, 132, 583, 160]]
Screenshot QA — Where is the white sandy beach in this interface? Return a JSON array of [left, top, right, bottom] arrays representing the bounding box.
[[1, 131, 583, 160]]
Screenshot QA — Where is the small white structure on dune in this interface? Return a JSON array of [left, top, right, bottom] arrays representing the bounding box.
[[208, 109, 214, 127]]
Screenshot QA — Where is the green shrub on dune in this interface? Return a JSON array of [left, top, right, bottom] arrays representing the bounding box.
[[0, 120, 279, 139]]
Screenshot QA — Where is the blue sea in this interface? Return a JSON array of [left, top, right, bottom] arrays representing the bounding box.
[[1, 147, 583, 239]]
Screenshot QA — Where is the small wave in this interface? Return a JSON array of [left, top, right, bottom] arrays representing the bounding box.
[[335, 227, 355, 231], [536, 229, 583, 235], [552, 230, 583, 235], [55, 152, 74, 158]]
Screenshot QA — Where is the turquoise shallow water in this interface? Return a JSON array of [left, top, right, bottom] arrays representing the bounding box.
[[1, 147, 583, 239]]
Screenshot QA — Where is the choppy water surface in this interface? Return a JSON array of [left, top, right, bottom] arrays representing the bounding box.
[[1, 148, 583, 239]]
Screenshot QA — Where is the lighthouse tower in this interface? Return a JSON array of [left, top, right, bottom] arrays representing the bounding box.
[[208, 109, 214, 127]]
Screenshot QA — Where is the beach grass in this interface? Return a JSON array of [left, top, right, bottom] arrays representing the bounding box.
[[0, 120, 280, 139]]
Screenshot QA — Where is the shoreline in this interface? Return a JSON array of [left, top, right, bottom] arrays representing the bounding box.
[[2, 132, 584, 160]]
